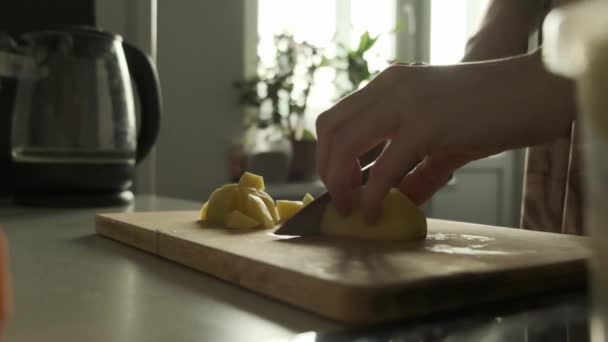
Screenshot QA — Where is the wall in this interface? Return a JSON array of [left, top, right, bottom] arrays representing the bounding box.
[[156, 1, 245, 201]]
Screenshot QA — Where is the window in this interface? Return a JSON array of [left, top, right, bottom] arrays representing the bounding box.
[[430, 0, 490, 64], [257, 0, 396, 70], [256, 0, 396, 128], [252, 0, 491, 127]]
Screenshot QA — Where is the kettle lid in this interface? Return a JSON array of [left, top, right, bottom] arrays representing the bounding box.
[[21, 26, 124, 61], [23, 26, 123, 43]]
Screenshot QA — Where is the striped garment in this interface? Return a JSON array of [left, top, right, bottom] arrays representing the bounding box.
[[520, 0, 584, 235]]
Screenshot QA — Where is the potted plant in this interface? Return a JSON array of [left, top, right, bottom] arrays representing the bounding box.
[[333, 31, 381, 98], [329, 31, 388, 165], [234, 33, 322, 182], [234, 32, 387, 182]]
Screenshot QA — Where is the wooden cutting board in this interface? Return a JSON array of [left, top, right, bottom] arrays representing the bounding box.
[[95, 211, 589, 324]]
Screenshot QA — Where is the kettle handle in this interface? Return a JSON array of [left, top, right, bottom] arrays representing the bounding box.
[[122, 42, 162, 164]]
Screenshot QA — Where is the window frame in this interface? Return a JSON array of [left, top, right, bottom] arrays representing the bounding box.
[[243, 0, 524, 226], [242, 0, 429, 79]]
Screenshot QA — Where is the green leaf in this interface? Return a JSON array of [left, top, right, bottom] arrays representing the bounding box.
[[301, 128, 317, 141], [356, 31, 379, 54], [356, 31, 370, 53], [391, 19, 406, 34], [319, 56, 332, 67]]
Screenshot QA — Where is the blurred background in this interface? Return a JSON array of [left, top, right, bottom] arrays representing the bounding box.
[[0, 0, 531, 228]]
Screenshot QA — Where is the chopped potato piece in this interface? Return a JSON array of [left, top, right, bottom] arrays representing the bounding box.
[[252, 189, 279, 224], [226, 210, 260, 229], [277, 200, 304, 223], [204, 184, 239, 225], [201, 172, 314, 230], [244, 194, 275, 229], [236, 188, 279, 224], [321, 188, 427, 241], [239, 172, 265, 190], [236, 187, 250, 213], [302, 193, 314, 207]]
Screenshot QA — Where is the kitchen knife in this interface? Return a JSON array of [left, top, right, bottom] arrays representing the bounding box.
[[274, 162, 375, 236]]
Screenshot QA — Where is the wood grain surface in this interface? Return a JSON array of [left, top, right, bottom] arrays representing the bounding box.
[[96, 211, 590, 324]]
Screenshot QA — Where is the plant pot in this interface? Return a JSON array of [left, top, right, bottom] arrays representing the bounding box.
[[247, 151, 291, 183], [288, 139, 317, 182], [244, 128, 293, 183], [287, 140, 386, 182], [228, 139, 246, 182]]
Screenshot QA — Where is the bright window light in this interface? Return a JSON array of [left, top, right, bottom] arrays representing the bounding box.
[[350, 0, 396, 70], [430, 0, 490, 64], [257, 0, 337, 68], [257, 0, 396, 129]]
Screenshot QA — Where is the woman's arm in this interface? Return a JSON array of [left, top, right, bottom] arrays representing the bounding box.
[[358, 1, 549, 166], [316, 1, 579, 221], [464, 0, 547, 61], [316, 53, 577, 221]]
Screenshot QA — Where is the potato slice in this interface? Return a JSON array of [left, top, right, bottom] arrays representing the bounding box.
[[252, 189, 280, 224], [204, 184, 239, 225], [277, 200, 304, 223], [244, 193, 275, 229], [235, 188, 279, 224], [321, 188, 427, 241], [239, 172, 265, 190], [200, 202, 209, 220], [235, 187, 250, 213], [302, 193, 314, 207], [226, 210, 260, 229]]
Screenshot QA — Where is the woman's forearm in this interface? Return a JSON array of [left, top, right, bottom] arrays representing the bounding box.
[[464, 0, 547, 61], [455, 1, 576, 152], [425, 50, 576, 152]]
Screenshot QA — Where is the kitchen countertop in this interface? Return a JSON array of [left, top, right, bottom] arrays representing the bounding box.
[[0, 195, 589, 341]]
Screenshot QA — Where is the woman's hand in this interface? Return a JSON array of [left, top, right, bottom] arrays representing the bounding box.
[[316, 52, 575, 223], [316, 64, 484, 222]]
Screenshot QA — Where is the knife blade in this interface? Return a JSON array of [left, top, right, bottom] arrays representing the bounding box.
[[274, 162, 375, 236]]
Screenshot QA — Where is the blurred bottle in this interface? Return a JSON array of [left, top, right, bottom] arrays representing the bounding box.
[[0, 229, 10, 337], [0, 33, 19, 197], [543, 2, 608, 341]]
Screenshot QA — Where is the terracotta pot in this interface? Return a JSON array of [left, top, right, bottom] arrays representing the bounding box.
[[228, 142, 246, 182], [247, 151, 291, 183], [288, 139, 317, 181], [288, 140, 387, 182], [245, 130, 293, 183]]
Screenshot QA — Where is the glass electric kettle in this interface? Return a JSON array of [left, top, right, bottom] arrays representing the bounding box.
[[9, 27, 161, 206]]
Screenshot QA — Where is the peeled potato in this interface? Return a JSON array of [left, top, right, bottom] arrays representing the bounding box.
[[239, 172, 265, 190], [226, 210, 260, 229], [243, 193, 275, 229], [321, 187, 427, 241], [302, 193, 314, 207], [277, 200, 304, 223]]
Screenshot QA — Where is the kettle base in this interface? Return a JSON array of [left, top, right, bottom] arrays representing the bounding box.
[[14, 190, 134, 208]]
